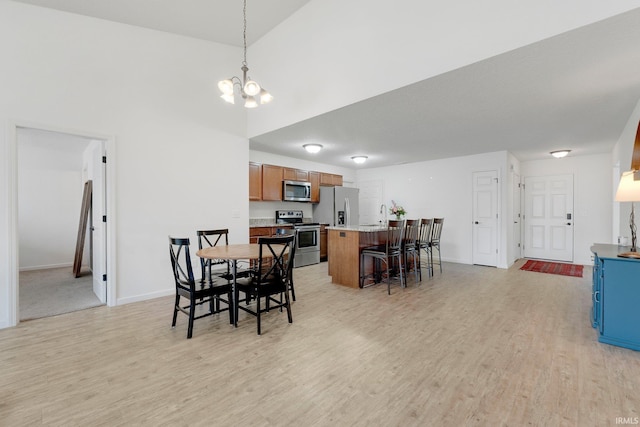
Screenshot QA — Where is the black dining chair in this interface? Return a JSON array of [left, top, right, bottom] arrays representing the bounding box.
[[360, 219, 405, 295], [416, 218, 434, 280], [169, 236, 233, 339], [234, 234, 296, 335]]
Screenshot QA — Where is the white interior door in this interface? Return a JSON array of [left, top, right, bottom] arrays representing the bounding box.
[[523, 174, 574, 262], [472, 170, 498, 267], [513, 173, 522, 261], [86, 141, 107, 303]]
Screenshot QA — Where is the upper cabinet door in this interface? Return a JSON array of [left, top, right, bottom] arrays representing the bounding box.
[[249, 162, 262, 201], [262, 164, 284, 201]]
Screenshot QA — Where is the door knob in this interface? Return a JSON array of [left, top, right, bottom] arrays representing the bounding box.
[[566, 222, 572, 225], [474, 221, 479, 224]]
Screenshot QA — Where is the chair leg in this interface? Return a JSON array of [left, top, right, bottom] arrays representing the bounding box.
[[385, 259, 391, 295], [284, 290, 293, 324], [256, 294, 262, 335], [187, 298, 196, 339], [227, 290, 234, 324], [437, 244, 442, 273], [289, 274, 296, 301], [234, 286, 240, 328], [172, 294, 180, 327]]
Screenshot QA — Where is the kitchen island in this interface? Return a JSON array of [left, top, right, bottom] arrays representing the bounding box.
[[327, 225, 389, 288]]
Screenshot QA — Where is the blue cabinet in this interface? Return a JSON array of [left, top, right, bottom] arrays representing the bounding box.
[[591, 244, 640, 351]]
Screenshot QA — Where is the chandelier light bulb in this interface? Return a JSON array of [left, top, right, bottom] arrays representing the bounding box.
[[244, 96, 258, 108], [260, 89, 273, 104], [244, 80, 261, 96], [220, 93, 235, 104], [218, 79, 234, 95]]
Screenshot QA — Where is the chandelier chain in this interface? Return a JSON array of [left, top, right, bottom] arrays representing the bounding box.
[[242, 0, 247, 66]]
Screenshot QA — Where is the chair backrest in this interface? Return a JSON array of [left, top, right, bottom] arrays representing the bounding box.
[[197, 229, 230, 280], [255, 235, 296, 289], [403, 219, 419, 248], [431, 218, 444, 243], [418, 218, 433, 247], [387, 220, 405, 255], [169, 236, 195, 292], [273, 228, 297, 277]]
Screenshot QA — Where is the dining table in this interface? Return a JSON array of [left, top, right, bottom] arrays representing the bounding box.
[[196, 243, 287, 327]]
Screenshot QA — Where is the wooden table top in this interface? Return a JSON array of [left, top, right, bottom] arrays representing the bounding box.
[[196, 243, 286, 260]]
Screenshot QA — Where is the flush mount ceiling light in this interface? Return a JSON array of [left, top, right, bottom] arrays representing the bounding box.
[[217, 0, 272, 108], [550, 150, 571, 158], [351, 156, 368, 164], [303, 144, 323, 154]]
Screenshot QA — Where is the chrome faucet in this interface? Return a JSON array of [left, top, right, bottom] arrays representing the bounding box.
[[380, 204, 387, 225]]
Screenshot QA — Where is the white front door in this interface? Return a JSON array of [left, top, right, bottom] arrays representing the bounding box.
[[523, 174, 574, 262], [472, 170, 498, 267]]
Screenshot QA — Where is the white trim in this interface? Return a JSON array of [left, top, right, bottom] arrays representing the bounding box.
[[20, 263, 74, 272], [7, 122, 18, 327], [7, 120, 118, 328]]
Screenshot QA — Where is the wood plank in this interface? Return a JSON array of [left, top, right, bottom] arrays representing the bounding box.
[[72, 180, 92, 278]]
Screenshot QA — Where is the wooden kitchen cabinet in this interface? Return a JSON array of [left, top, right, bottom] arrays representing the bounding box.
[[320, 224, 327, 261], [309, 171, 320, 203], [262, 164, 284, 201], [320, 173, 343, 186], [249, 162, 262, 201], [284, 168, 309, 182], [249, 227, 272, 244], [249, 225, 294, 243]]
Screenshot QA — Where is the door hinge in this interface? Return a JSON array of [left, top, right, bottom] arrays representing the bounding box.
[[102, 215, 107, 222], [494, 178, 499, 183], [102, 274, 107, 281], [102, 156, 107, 164]]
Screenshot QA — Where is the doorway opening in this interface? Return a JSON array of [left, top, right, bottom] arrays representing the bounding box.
[[15, 126, 112, 321]]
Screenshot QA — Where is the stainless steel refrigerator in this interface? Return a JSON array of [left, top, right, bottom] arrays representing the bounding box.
[[313, 186, 360, 226]]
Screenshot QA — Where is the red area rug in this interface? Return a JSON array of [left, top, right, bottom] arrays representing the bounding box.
[[520, 260, 583, 278]]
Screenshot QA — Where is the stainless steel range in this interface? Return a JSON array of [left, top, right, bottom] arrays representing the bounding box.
[[276, 210, 320, 268]]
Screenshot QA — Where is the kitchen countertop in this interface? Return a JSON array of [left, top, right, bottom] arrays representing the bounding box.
[[326, 225, 388, 232]]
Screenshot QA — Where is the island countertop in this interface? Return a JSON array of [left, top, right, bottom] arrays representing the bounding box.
[[326, 224, 388, 232]]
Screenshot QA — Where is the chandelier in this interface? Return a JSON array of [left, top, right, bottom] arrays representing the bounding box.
[[218, 0, 272, 108]]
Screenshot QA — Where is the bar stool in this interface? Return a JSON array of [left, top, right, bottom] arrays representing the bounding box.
[[360, 220, 405, 295], [402, 219, 420, 284], [416, 218, 433, 279], [430, 218, 444, 273]]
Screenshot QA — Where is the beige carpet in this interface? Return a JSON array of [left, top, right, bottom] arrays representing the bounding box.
[[19, 267, 104, 321]]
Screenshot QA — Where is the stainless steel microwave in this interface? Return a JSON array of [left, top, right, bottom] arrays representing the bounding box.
[[283, 180, 311, 202]]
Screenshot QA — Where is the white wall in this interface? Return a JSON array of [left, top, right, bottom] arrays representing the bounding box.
[[249, 0, 637, 137], [0, 2, 251, 327], [356, 151, 511, 268], [17, 129, 90, 270], [520, 153, 612, 265]]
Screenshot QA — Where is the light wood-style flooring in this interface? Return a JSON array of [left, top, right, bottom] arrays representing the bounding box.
[[1, 260, 640, 426]]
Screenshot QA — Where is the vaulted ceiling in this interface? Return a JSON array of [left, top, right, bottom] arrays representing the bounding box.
[[11, 1, 640, 167]]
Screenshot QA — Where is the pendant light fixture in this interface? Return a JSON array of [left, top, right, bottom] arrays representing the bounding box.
[[218, 0, 272, 108]]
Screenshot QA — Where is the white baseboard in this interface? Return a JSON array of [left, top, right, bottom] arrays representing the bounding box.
[[19, 263, 75, 272], [117, 288, 174, 306]]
